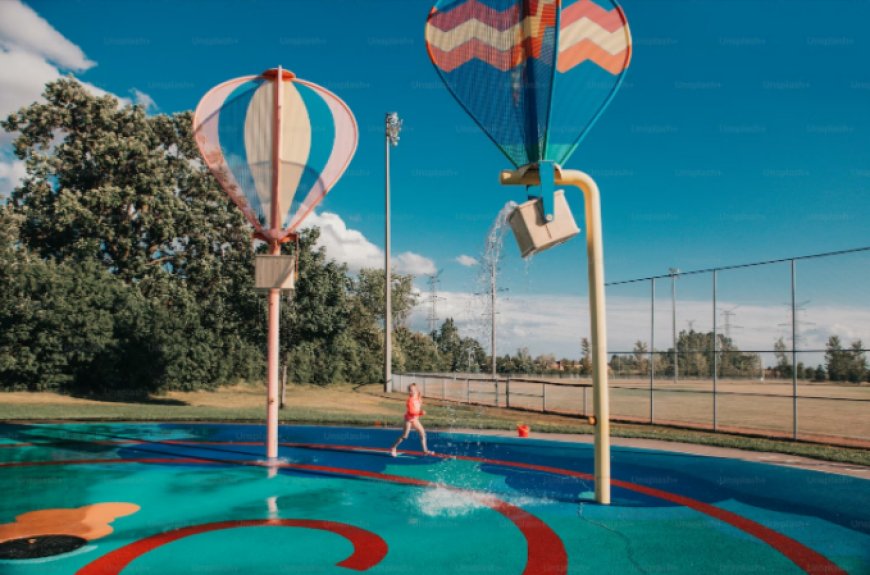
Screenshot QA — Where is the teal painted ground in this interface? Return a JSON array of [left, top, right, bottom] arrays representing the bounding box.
[[0, 423, 868, 574]]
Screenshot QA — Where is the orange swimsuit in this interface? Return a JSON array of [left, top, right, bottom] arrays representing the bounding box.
[[405, 396, 422, 422]]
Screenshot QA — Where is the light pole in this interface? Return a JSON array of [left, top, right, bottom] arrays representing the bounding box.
[[385, 112, 402, 393], [669, 267, 680, 385]]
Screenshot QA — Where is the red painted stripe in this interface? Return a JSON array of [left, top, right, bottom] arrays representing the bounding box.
[[76, 519, 387, 574]]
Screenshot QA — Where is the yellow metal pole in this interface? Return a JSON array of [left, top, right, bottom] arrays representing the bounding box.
[[500, 165, 610, 504]]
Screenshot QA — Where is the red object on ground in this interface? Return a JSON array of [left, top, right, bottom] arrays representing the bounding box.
[[517, 425, 530, 438]]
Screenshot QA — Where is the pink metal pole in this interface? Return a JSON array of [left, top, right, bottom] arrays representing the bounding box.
[[266, 245, 280, 460], [266, 66, 284, 460]]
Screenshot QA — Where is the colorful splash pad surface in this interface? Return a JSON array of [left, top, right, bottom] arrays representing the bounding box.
[[1, 423, 868, 574]]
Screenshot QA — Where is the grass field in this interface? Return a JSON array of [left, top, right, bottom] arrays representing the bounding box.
[[1, 382, 868, 467]]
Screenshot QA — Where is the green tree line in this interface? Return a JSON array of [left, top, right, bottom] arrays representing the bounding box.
[[608, 331, 868, 383]]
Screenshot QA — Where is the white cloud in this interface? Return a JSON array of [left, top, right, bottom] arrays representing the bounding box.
[[395, 252, 437, 276], [0, 1, 134, 133], [130, 88, 156, 112], [0, 158, 26, 199], [455, 254, 479, 267], [304, 211, 381, 270], [0, 0, 95, 71], [0, 47, 66, 121], [302, 211, 437, 276]]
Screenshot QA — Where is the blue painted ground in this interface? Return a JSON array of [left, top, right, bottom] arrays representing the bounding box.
[[0, 423, 868, 574]]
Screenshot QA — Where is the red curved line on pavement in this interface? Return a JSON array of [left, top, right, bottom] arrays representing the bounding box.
[[76, 519, 387, 574], [6, 457, 566, 575], [282, 442, 848, 575], [259, 462, 567, 575]]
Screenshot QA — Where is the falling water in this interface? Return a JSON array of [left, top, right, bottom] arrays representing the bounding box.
[[481, 201, 518, 287], [476, 201, 518, 375], [434, 202, 518, 470]]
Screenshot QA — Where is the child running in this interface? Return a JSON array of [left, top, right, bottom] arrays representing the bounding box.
[[390, 383, 433, 457]]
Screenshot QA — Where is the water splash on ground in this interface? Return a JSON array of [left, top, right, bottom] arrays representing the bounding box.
[[414, 486, 485, 518]]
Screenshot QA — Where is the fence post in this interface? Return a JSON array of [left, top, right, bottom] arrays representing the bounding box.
[[583, 385, 588, 417], [542, 382, 547, 412], [712, 270, 718, 432], [423, 377, 427, 397], [442, 377, 446, 400], [466, 378, 470, 404], [506, 378, 511, 409], [791, 259, 798, 440]]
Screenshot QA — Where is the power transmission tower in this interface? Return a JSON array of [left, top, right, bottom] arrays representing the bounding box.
[[720, 306, 743, 340], [778, 300, 814, 346], [425, 270, 444, 337]]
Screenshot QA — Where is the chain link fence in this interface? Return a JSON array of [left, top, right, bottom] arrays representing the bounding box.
[[397, 247, 870, 447]]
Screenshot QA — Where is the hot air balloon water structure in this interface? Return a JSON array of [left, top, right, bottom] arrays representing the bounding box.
[[425, 0, 632, 503], [193, 67, 358, 460]]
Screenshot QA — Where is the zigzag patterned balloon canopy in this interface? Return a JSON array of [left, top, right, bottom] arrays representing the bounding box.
[[193, 69, 358, 243], [426, 0, 631, 168]]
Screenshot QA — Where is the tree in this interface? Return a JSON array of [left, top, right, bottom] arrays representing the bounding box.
[[773, 337, 791, 379], [435, 318, 462, 371], [3, 78, 262, 392], [395, 327, 443, 373], [354, 268, 418, 330], [632, 340, 649, 376], [513, 347, 534, 374], [825, 336, 849, 382], [282, 228, 364, 385], [0, 210, 162, 395], [534, 353, 556, 375], [458, 337, 487, 373], [847, 340, 867, 383]]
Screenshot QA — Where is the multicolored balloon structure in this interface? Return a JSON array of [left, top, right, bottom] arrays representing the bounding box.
[[193, 68, 358, 244], [426, 1, 632, 505], [425, 0, 632, 168], [193, 68, 358, 460]]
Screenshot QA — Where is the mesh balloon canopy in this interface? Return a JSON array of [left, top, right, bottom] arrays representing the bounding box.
[[193, 71, 358, 242], [426, 0, 631, 168]]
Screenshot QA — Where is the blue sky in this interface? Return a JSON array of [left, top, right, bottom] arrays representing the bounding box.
[[1, 0, 868, 357]]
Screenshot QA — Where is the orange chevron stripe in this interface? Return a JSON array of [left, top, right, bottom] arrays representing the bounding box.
[[557, 38, 631, 74], [560, 0, 627, 33]]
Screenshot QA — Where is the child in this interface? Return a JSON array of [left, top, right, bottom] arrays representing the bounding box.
[[390, 383, 433, 456]]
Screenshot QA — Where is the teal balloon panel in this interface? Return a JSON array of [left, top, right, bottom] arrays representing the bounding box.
[[193, 69, 358, 243], [425, 0, 632, 168]]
